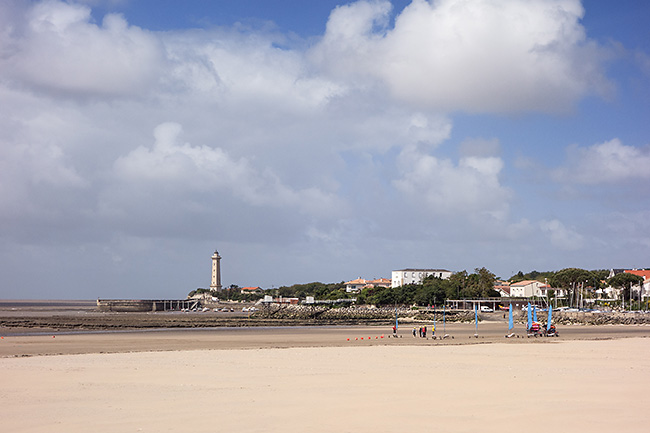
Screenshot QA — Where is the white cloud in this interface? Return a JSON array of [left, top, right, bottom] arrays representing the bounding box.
[[0, 0, 164, 97], [394, 145, 511, 219], [554, 138, 650, 184], [311, 0, 611, 113], [113, 122, 341, 216]]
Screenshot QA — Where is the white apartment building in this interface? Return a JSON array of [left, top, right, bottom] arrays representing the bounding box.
[[391, 269, 452, 288], [509, 280, 550, 298]]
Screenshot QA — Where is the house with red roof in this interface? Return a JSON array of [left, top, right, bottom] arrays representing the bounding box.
[[494, 280, 511, 297], [240, 286, 262, 294], [509, 280, 555, 298], [344, 277, 391, 293], [624, 270, 650, 300]]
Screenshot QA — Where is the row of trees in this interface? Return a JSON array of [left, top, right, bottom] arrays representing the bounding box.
[[541, 268, 644, 307]]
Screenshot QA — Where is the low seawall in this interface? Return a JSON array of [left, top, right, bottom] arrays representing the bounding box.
[[553, 311, 650, 325], [254, 305, 474, 322], [96, 299, 197, 312], [252, 305, 650, 325]]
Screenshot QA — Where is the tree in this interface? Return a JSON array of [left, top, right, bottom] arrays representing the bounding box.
[[448, 270, 468, 298], [550, 268, 598, 307], [510, 271, 525, 283], [475, 267, 498, 297], [417, 276, 448, 306]]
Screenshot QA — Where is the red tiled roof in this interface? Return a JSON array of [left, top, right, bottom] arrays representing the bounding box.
[[345, 278, 367, 285], [624, 270, 650, 281], [510, 280, 543, 286], [369, 278, 390, 284]]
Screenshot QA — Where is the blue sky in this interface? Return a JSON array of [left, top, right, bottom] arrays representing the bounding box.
[[0, 0, 648, 299]]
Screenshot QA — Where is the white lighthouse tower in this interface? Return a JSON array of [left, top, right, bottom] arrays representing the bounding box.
[[210, 249, 222, 291]]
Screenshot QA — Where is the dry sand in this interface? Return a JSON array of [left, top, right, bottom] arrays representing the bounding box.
[[1, 324, 649, 432]]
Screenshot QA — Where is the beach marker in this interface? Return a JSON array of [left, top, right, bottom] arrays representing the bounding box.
[[347, 338, 350, 341]]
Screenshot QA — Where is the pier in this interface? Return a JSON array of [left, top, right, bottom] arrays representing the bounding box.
[[96, 299, 198, 312]]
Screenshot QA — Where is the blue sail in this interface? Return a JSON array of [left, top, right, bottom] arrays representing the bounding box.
[[547, 304, 553, 331], [474, 304, 478, 333], [395, 307, 398, 330], [443, 304, 446, 333], [527, 303, 532, 329], [533, 305, 538, 322], [508, 303, 514, 331]]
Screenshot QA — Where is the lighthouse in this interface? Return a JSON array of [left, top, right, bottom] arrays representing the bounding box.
[[210, 250, 222, 291]]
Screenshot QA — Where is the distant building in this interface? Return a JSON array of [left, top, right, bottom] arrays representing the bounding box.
[[509, 280, 541, 297], [391, 269, 452, 288], [604, 269, 650, 300], [240, 286, 262, 295], [509, 280, 555, 298], [345, 278, 367, 293], [344, 277, 391, 293], [494, 280, 511, 297], [623, 269, 650, 300]]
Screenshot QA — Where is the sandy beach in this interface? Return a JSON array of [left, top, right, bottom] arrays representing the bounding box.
[[1, 322, 649, 433]]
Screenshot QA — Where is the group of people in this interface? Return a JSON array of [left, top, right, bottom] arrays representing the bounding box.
[[412, 325, 435, 338]]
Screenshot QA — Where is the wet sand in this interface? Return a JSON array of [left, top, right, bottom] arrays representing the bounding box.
[[2, 321, 650, 357]]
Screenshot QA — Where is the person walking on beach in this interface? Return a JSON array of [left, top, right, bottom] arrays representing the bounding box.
[[392, 325, 397, 336], [423, 326, 427, 339], [413, 327, 417, 337], [431, 323, 435, 339]]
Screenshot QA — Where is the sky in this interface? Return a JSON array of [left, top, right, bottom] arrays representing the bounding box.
[[1, 0, 649, 299]]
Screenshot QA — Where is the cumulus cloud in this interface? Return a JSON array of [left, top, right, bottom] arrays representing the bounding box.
[[0, 0, 164, 97], [394, 145, 512, 219], [554, 138, 650, 184], [161, 28, 345, 109], [311, 0, 611, 113], [113, 123, 341, 216]]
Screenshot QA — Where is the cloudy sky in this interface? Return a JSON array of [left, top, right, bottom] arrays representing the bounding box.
[[1, 0, 649, 299]]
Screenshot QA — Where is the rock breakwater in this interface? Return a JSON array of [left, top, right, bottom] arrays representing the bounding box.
[[252, 305, 474, 323]]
